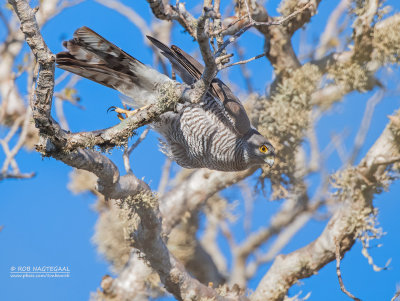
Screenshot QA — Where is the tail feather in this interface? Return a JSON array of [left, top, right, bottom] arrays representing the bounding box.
[[56, 26, 171, 106]]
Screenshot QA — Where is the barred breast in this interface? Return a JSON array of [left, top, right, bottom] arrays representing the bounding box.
[[156, 97, 247, 171]]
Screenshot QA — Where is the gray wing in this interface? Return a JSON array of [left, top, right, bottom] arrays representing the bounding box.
[[147, 36, 251, 136], [56, 27, 171, 106]]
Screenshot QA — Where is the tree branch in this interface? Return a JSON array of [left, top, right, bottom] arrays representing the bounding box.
[[335, 238, 361, 301]]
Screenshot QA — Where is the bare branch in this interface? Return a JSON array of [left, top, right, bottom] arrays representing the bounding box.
[[158, 157, 172, 195], [146, 0, 197, 37], [123, 127, 150, 174], [392, 289, 400, 301], [245, 208, 318, 279], [0, 107, 34, 180], [315, 0, 351, 59], [335, 238, 361, 301], [219, 53, 265, 70], [232, 43, 254, 93], [348, 90, 383, 165], [195, 7, 219, 92], [231, 191, 321, 287], [96, 0, 151, 35]]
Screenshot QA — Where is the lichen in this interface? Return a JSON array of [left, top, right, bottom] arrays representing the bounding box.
[[356, 209, 390, 272], [92, 204, 134, 273], [327, 62, 370, 92], [260, 64, 321, 141], [278, 0, 302, 17], [257, 63, 322, 198], [93, 191, 157, 273], [157, 81, 182, 111], [373, 14, 400, 65], [67, 169, 97, 195]]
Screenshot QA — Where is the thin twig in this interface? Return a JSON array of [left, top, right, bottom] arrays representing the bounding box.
[[391, 289, 400, 301], [254, 1, 314, 27], [329, 132, 349, 165], [214, 2, 313, 58], [54, 97, 69, 130], [96, 0, 150, 36], [219, 53, 265, 70], [220, 220, 236, 249], [315, 0, 351, 59], [157, 157, 172, 195], [0, 171, 35, 180], [214, 22, 252, 57], [211, 15, 247, 36], [335, 238, 362, 301], [0, 9, 11, 34], [239, 181, 254, 235], [123, 127, 150, 173], [348, 90, 383, 165], [233, 42, 254, 93], [54, 70, 70, 86], [1, 108, 32, 175]]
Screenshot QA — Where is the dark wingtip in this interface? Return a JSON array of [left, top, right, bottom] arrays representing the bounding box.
[[146, 35, 171, 51], [146, 35, 157, 44]]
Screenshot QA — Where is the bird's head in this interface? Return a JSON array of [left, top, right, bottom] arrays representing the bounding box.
[[244, 129, 275, 167]]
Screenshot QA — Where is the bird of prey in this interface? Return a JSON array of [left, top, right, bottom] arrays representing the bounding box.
[[56, 27, 275, 171]]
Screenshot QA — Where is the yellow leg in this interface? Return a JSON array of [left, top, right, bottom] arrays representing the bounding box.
[[108, 106, 134, 120], [108, 105, 152, 120], [114, 107, 134, 117]]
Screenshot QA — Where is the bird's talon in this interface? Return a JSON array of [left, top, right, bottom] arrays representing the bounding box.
[[107, 106, 116, 113], [107, 106, 135, 120]]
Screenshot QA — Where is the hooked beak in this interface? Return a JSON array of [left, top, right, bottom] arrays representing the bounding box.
[[264, 155, 275, 167]]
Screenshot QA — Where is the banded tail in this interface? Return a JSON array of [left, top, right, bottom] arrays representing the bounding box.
[[56, 26, 171, 107]]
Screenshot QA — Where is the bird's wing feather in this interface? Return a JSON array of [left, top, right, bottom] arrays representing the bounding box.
[[147, 36, 251, 136], [147, 36, 197, 85], [56, 27, 171, 107]]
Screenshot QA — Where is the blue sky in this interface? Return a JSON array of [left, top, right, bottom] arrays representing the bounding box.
[[1, 1, 400, 300]]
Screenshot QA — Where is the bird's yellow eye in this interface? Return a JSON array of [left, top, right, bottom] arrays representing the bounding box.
[[259, 145, 268, 153]]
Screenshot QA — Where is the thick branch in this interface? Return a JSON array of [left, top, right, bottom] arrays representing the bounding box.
[[122, 195, 247, 301], [146, 0, 197, 37], [195, 8, 218, 92]]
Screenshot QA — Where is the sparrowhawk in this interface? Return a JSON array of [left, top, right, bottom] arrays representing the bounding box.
[[56, 27, 275, 171]]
